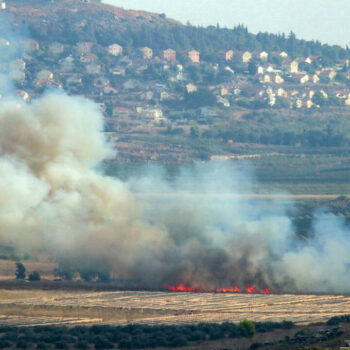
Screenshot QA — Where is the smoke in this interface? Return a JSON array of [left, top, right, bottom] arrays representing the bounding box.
[[0, 92, 349, 293], [0, 13, 26, 98]]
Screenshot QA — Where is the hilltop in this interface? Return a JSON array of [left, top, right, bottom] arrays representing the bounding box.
[[7, 0, 181, 24]]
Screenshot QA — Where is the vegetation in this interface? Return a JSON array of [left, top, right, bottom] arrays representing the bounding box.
[[0, 320, 292, 349], [28, 271, 41, 282], [238, 320, 256, 338], [15, 262, 26, 280]]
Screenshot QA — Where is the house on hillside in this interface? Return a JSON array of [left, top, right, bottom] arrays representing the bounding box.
[[279, 51, 288, 58], [123, 79, 139, 90], [296, 57, 307, 64], [77, 42, 94, 54], [113, 106, 133, 118], [198, 106, 219, 118], [270, 73, 284, 84], [37, 70, 53, 81], [309, 74, 320, 83], [276, 88, 287, 97], [108, 43, 123, 56], [258, 74, 271, 83], [141, 47, 153, 59], [66, 75, 82, 85], [48, 42, 64, 55], [308, 55, 320, 63], [59, 56, 75, 72], [252, 51, 268, 60], [163, 49, 176, 61], [282, 60, 298, 73], [319, 69, 336, 82], [292, 73, 309, 84], [136, 106, 165, 122], [257, 66, 264, 74], [80, 55, 96, 63], [216, 96, 230, 107], [186, 83, 198, 93], [16, 90, 29, 101], [220, 50, 234, 61], [22, 39, 39, 51], [85, 64, 101, 74], [110, 66, 125, 76], [237, 51, 252, 63], [188, 50, 200, 63]]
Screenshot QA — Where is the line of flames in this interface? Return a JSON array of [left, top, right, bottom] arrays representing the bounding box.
[[163, 283, 271, 294]]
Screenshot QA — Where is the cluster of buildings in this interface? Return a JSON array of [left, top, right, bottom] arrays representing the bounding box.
[[1, 37, 350, 129]]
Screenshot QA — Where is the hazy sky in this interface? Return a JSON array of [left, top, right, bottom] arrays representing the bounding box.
[[105, 0, 350, 47]]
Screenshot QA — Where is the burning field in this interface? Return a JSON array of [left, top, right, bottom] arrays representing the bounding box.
[[0, 288, 350, 327], [0, 92, 350, 296]]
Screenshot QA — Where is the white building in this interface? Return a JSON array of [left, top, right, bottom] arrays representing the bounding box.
[[108, 44, 123, 56]]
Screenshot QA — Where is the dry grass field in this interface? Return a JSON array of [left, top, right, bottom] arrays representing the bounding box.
[[0, 289, 350, 327]]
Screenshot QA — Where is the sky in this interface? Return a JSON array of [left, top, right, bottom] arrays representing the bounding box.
[[105, 0, 350, 48]]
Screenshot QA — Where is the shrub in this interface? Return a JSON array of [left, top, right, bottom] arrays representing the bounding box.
[[55, 342, 68, 349], [94, 336, 114, 349], [168, 335, 188, 347], [238, 320, 256, 338], [37, 343, 47, 349], [188, 330, 206, 341], [15, 262, 26, 279], [74, 341, 89, 349], [0, 340, 11, 348], [4, 332, 18, 341], [16, 340, 28, 349], [28, 271, 41, 281]]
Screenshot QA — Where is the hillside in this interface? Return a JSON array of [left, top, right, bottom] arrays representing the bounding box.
[[0, 0, 350, 167]]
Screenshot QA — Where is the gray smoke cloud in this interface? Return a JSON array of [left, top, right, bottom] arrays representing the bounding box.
[[0, 92, 349, 293]]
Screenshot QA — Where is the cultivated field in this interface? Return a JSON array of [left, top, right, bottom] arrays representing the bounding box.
[[1, 289, 350, 327]]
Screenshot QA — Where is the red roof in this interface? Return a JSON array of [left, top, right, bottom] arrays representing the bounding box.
[[113, 107, 130, 111]]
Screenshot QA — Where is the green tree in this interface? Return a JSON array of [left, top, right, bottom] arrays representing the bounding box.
[[248, 61, 258, 75], [190, 125, 200, 138], [15, 261, 26, 280], [238, 320, 256, 338], [312, 92, 327, 106], [28, 271, 41, 282]]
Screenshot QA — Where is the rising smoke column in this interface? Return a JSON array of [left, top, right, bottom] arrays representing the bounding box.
[[0, 94, 169, 279]]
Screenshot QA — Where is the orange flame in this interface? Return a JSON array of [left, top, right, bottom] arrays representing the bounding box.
[[164, 284, 271, 294], [247, 285, 257, 293]]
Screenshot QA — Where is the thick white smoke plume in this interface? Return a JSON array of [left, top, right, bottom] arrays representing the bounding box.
[[0, 93, 350, 293]]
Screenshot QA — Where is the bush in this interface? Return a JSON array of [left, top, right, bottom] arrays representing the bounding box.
[[327, 315, 350, 325], [94, 337, 114, 349], [168, 335, 188, 347], [74, 341, 89, 349], [37, 343, 47, 349], [188, 330, 206, 341], [16, 340, 28, 349], [0, 340, 11, 348], [55, 342, 68, 349], [238, 320, 256, 338], [28, 271, 41, 281], [15, 262, 26, 279]]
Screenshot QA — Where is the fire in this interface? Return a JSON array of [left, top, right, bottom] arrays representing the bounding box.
[[164, 284, 271, 294], [247, 285, 257, 293]]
